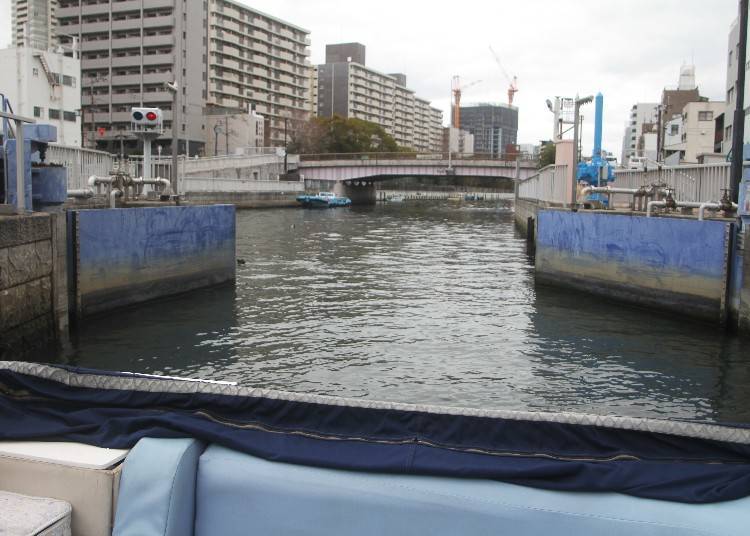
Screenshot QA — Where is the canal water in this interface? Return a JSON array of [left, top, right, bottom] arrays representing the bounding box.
[[57, 200, 749, 424]]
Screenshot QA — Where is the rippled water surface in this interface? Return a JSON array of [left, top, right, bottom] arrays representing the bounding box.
[[58, 202, 750, 423]]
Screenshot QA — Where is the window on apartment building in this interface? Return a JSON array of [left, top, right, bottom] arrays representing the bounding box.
[[63, 111, 76, 122], [33, 107, 42, 118], [32, 67, 39, 77], [49, 109, 61, 120], [670, 124, 679, 135], [698, 111, 714, 121]]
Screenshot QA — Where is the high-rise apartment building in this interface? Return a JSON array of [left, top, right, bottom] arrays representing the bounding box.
[[54, 0, 311, 154], [458, 104, 518, 157], [723, 5, 750, 153], [56, 0, 206, 153], [620, 103, 659, 167], [317, 43, 444, 152], [12, 0, 58, 50], [206, 1, 312, 147]]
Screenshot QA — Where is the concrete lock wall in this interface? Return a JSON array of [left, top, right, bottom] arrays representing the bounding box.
[[514, 198, 539, 235], [739, 227, 750, 332], [70, 205, 236, 317], [535, 210, 732, 323], [0, 213, 68, 357]]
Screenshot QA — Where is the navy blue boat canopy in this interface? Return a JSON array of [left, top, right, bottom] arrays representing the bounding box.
[[1, 361, 749, 504]]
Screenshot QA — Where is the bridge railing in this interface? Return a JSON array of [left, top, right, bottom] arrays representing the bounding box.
[[299, 151, 538, 164], [46, 144, 117, 190], [613, 163, 731, 203], [516, 165, 569, 205]]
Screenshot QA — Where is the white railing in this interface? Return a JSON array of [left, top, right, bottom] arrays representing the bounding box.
[[126, 153, 298, 193], [126, 155, 174, 181], [516, 165, 568, 205], [46, 144, 116, 190], [181, 177, 303, 193], [614, 163, 731, 203], [517, 163, 732, 207]]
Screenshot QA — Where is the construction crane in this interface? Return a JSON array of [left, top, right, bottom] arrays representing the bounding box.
[[488, 46, 518, 106], [451, 76, 482, 129]]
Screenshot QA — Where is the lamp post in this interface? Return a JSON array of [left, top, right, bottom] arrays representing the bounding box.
[[165, 81, 179, 194], [571, 95, 594, 210]]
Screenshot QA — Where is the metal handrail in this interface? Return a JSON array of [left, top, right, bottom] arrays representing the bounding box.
[[299, 151, 537, 163]]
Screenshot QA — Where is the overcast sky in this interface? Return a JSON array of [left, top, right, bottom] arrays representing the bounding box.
[[0, 0, 740, 156]]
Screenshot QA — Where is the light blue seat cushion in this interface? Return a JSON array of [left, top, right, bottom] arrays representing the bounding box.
[[195, 444, 750, 536], [113, 438, 205, 536]]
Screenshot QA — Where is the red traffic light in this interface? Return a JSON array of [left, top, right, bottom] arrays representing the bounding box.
[[145, 111, 158, 121]]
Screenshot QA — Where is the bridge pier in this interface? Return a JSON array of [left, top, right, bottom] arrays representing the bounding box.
[[336, 181, 376, 205]]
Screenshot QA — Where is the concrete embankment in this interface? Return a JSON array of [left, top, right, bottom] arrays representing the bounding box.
[[183, 191, 299, 208], [513, 198, 539, 235], [0, 213, 68, 357], [531, 208, 750, 330]]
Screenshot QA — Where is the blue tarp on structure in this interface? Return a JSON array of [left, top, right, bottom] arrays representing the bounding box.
[[1, 362, 749, 504]]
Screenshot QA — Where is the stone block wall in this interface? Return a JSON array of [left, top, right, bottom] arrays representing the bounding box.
[[0, 213, 67, 357]]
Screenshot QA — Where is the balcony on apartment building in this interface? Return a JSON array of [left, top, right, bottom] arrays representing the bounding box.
[[58, 3, 107, 17], [140, 14, 175, 30], [142, 53, 175, 66]]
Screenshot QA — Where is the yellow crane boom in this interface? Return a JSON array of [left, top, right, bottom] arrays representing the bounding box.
[[451, 76, 482, 128]]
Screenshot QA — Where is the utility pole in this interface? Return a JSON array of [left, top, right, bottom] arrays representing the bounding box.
[[214, 123, 220, 156], [284, 116, 288, 173], [170, 0, 182, 195], [225, 116, 230, 155], [731, 0, 749, 203]]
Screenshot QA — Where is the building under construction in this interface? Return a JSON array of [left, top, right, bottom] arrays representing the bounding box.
[[459, 103, 518, 158]]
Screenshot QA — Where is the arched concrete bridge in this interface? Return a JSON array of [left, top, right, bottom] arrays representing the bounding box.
[[296, 156, 538, 204]]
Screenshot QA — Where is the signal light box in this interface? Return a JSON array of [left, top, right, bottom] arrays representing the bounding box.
[[131, 107, 163, 133]]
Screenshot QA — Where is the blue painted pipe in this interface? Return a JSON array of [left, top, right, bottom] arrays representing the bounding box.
[[593, 92, 603, 161]]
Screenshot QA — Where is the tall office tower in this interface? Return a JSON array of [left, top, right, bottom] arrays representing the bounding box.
[[459, 103, 518, 157]]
